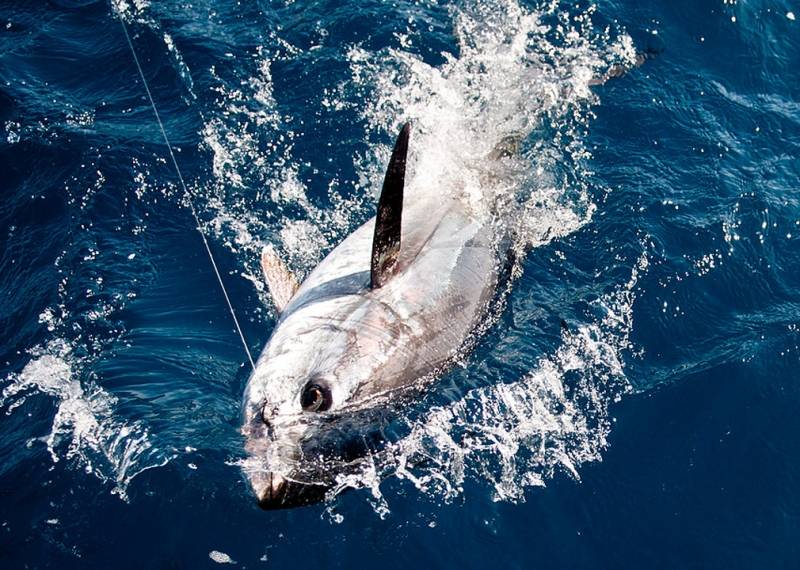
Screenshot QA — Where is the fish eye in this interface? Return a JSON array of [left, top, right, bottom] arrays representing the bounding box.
[[300, 380, 332, 412]]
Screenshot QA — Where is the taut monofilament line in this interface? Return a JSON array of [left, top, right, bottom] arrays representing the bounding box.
[[118, 15, 256, 370]]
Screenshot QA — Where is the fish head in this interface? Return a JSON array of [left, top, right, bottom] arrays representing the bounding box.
[[241, 299, 405, 509]]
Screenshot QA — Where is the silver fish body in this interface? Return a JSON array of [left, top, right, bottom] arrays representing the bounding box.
[[242, 146, 503, 509]]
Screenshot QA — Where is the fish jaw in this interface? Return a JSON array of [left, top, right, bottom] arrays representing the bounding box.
[[251, 471, 327, 510]]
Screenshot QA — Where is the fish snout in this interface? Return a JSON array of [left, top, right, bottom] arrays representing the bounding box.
[[255, 472, 327, 510]]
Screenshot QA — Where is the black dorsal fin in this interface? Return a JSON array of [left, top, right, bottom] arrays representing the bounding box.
[[370, 122, 410, 289]]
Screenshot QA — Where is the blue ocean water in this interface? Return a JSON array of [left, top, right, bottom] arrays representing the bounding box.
[[2, 0, 800, 567]]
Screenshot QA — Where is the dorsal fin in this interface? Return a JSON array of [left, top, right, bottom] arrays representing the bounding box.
[[370, 122, 410, 289]]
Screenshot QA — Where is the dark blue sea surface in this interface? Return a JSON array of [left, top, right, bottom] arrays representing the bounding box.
[[2, 0, 800, 567]]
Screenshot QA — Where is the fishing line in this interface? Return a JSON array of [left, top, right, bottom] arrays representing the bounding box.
[[119, 16, 256, 370]]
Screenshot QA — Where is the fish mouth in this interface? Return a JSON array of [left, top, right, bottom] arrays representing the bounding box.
[[255, 472, 327, 510]]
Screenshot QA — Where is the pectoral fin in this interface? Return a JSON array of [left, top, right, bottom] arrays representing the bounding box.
[[261, 245, 299, 313]]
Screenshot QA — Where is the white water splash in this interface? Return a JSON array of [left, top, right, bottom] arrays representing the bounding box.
[[110, 0, 151, 22], [343, 0, 636, 256], [198, 43, 374, 314], [326, 254, 647, 515], [197, 0, 637, 308], [2, 159, 174, 499], [395, 255, 645, 501], [1, 341, 172, 499]]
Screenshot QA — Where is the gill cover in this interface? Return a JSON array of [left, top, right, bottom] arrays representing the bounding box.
[[370, 122, 410, 289]]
